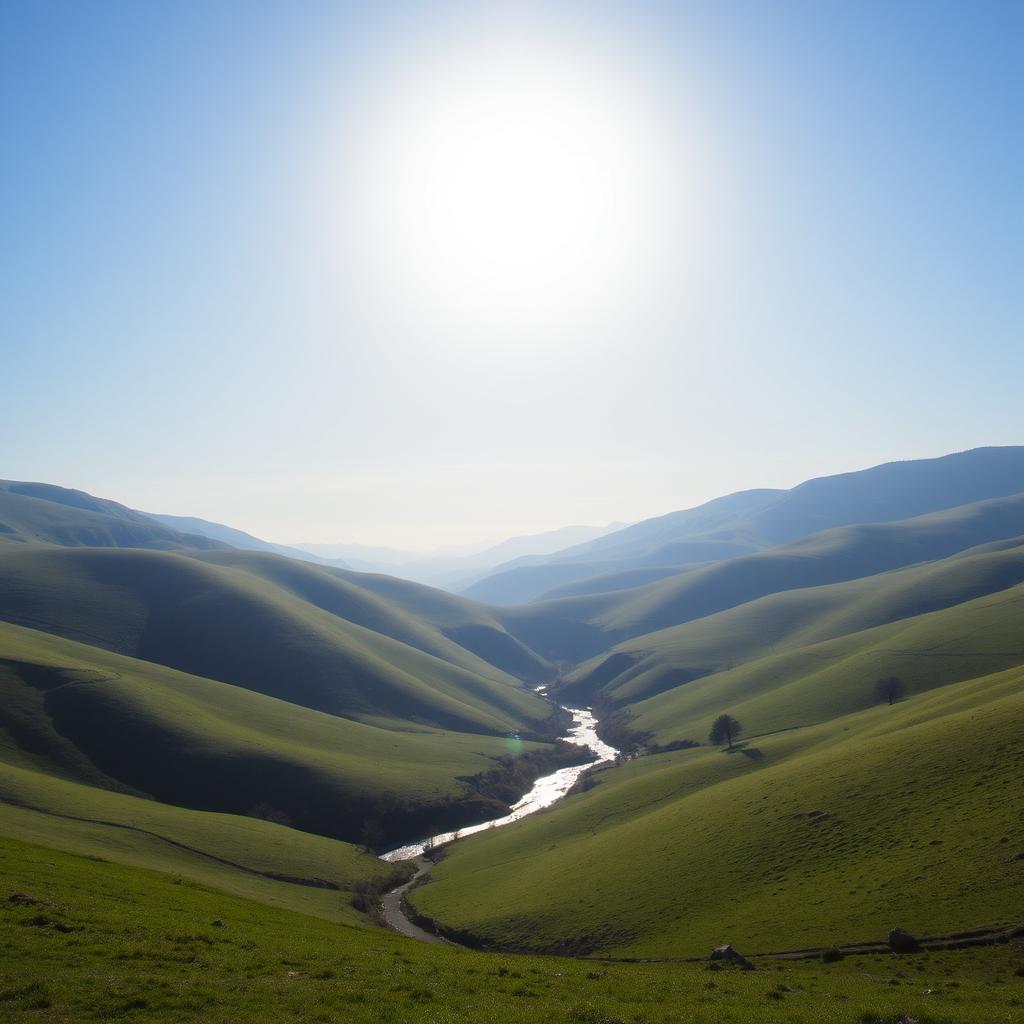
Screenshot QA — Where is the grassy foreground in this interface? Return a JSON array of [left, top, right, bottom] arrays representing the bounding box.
[[2, 835, 1023, 1023]]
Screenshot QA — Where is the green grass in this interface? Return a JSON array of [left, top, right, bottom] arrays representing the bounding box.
[[0, 481, 222, 553], [409, 664, 1024, 958], [566, 536, 1024, 707], [2, 834, 1022, 1023], [624, 577, 1024, 745], [0, 545, 554, 736], [0, 790, 377, 926], [196, 548, 555, 685], [0, 621, 552, 845], [567, 533, 1024, 710]]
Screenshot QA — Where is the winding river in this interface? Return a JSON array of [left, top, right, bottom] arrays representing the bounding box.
[[380, 703, 619, 864]]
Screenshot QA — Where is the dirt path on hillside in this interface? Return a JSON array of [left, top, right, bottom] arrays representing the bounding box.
[[380, 859, 456, 946]]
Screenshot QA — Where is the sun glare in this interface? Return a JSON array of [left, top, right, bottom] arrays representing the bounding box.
[[341, 33, 694, 356]]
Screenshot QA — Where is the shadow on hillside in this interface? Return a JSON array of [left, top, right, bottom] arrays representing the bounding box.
[[726, 743, 765, 761]]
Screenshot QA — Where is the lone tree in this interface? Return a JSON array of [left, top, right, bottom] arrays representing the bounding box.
[[709, 713, 742, 751], [874, 676, 906, 706]]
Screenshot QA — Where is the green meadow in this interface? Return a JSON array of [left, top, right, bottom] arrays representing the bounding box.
[[3, 835, 1023, 1024]]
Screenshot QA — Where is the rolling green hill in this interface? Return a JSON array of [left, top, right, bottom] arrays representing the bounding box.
[[0, 765, 385, 924], [565, 530, 1024, 710], [410, 660, 1024, 957], [0, 546, 555, 736], [281, 558, 555, 683], [0, 481, 225, 552], [0, 621, 556, 846], [623, 574, 1024, 745], [495, 490, 1024, 666]]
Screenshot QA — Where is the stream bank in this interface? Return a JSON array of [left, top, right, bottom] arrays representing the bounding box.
[[378, 705, 619, 941]]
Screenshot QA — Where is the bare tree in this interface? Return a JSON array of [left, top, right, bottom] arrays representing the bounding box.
[[709, 713, 742, 751], [874, 676, 906, 706]]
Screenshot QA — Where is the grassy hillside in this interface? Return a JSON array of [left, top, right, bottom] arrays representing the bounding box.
[[565, 532, 1024, 709], [622, 575, 1024, 746], [410, 663, 1024, 958], [538, 566, 687, 601], [411, 544, 1024, 958], [290, 560, 555, 682], [0, 622, 555, 845], [3, 835, 1022, 1023], [496, 491, 1024, 666], [0, 481, 224, 552], [0, 768, 385, 925], [0, 546, 555, 736]]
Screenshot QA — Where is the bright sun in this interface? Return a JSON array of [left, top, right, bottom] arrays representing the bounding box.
[[343, 34, 691, 355]]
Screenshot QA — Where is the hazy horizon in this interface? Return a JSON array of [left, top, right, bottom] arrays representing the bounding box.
[[4, 1, 1021, 548], [14, 444, 1019, 554]]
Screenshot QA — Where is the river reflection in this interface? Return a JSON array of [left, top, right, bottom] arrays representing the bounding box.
[[380, 707, 618, 862]]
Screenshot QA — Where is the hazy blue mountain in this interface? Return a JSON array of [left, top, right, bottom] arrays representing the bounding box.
[[296, 542, 421, 567], [299, 522, 626, 588], [145, 513, 350, 568], [464, 447, 1024, 604]]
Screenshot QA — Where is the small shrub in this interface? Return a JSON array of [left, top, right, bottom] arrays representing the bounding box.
[[0, 982, 52, 1010], [567, 1008, 627, 1024]]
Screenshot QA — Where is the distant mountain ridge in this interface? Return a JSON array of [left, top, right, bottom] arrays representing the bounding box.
[[297, 522, 627, 589], [462, 447, 1024, 604], [145, 512, 351, 569]]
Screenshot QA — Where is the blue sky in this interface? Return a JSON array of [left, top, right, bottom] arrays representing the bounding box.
[[2, 1, 1021, 548]]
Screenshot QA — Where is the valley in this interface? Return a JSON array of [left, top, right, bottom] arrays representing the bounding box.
[[1, 449, 1023, 1022]]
